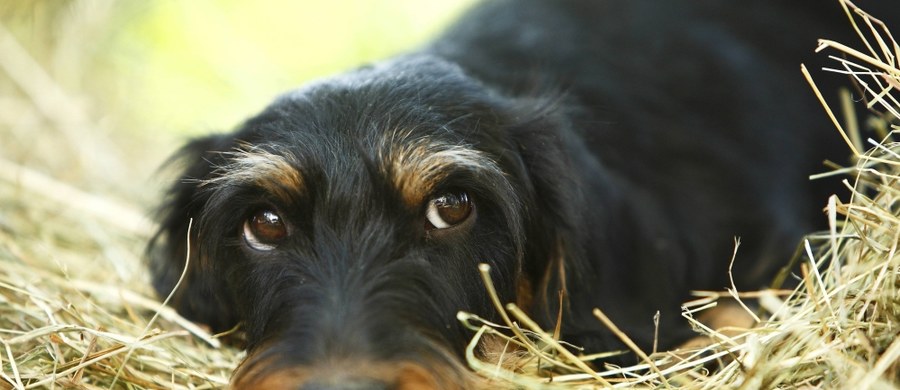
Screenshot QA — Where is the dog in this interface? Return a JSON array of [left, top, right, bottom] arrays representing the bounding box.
[[149, 0, 889, 388]]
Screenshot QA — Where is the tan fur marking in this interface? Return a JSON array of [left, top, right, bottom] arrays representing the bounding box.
[[381, 136, 501, 207], [676, 300, 757, 351], [232, 355, 468, 390], [476, 334, 538, 376], [203, 145, 303, 200], [515, 275, 535, 312]]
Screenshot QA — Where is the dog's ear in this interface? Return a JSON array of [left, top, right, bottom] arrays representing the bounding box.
[[148, 134, 240, 333], [503, 99, 588, 314], [505, 99, 692, 352]]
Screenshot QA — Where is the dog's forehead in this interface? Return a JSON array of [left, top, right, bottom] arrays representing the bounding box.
[[211, 58, 510, 207]]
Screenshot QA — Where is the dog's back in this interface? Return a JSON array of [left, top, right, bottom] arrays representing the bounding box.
[[430, 0, 881, 350]]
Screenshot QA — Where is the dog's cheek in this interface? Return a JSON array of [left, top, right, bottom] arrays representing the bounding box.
[[468, 225, 522, 309]]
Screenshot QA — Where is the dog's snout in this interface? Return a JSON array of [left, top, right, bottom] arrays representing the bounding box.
[[233, 359, 447, 390], [238, 373, 391, 390], [299, 377, 390, 390]]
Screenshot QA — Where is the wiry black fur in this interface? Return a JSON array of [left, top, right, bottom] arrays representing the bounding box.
[[149, 0, 895, 384]]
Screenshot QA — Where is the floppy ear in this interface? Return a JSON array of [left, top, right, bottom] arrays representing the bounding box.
[[506, 99, 698, 353], [503, 99, 588, 315], [148, 134, 240, 333]]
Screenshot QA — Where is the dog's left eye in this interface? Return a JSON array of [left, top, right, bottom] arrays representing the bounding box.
[[425, 191, 474, 230], [243, 209, 287, 251]]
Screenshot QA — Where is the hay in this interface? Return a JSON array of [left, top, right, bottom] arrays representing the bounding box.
[[461, 1, 900, 388], [0, 0, 897, 389], [1, 2, 245, 387], [0, 161, 242, 389]]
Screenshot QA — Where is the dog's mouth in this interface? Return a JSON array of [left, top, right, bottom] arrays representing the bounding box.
[[226, 303, 485, 390]]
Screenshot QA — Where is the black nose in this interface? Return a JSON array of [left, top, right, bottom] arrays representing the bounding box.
[[299, 378, 390, 390]]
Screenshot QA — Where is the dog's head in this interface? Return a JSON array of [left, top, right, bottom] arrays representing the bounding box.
[[150, 55, 581, 388]]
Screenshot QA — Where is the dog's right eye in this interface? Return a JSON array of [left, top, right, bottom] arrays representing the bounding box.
[[425, 191, 474, 230], [243, 209, 287, 251]]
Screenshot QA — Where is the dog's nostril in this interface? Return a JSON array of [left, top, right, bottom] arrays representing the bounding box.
[[299, 378, 390, 390]]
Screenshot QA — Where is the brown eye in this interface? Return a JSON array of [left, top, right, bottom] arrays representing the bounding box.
[[243, 209, 287, 251], [425, 191, 474, 230]]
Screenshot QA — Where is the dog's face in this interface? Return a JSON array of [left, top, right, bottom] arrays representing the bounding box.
[[151, 56, 575, 388]]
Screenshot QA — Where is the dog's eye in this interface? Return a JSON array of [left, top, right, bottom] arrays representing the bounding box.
[[425, 191, 473, 230], [243, 209, 287, 251]]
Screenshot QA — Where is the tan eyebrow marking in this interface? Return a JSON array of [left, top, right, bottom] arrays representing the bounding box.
[[380, 135, 502, 206], [203, 144, 304, 200]]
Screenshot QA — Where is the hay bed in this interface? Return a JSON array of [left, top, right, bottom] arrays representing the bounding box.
[[1, 0, 899, 388], [0, 163, 241, 389]]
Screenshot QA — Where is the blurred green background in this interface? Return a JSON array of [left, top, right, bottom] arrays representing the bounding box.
[[0, 0, 475, 204]]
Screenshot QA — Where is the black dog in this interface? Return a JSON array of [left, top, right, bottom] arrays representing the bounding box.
[[149, 0, 885, 388]]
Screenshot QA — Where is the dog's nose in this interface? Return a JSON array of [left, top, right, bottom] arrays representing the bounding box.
[[298, 378, 390, 390], [237, 373, 398, 390], [232, 359, 445, 390]]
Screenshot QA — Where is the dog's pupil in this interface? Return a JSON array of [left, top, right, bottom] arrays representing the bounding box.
[[250, 210, 286, 243]]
